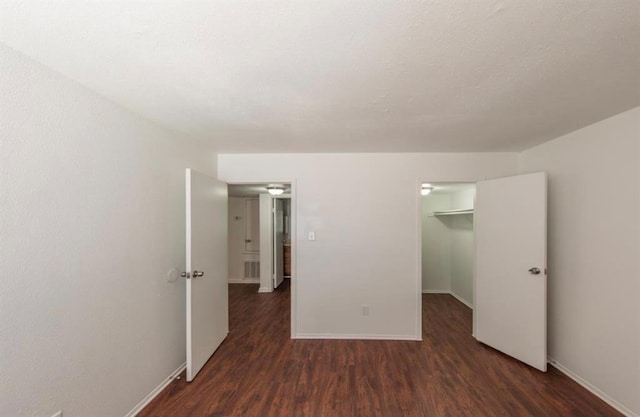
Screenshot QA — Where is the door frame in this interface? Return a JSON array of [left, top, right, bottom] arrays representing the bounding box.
[[258, 193, 290, 293], [270, 195, 289, 290], [416, 179, 478, 341], [417, 174, 548, 368], [227, 180, 297, 339]]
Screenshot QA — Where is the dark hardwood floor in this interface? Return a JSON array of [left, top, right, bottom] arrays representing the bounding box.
[[138, 281, 621, 417]]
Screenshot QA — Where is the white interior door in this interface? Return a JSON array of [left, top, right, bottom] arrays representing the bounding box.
[[474, 172, 547, 371], [185, 169, 228, 381], [273, 198, 285, 289]]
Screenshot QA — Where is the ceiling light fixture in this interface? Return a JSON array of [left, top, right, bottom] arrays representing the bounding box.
[[421, 184, 434, 196], [266, 185, 285, 196]]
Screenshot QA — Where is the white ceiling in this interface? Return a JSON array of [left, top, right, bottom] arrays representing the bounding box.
[[1, 1, 638, 153], [427, 183, 475, 194], [228, 183, 290, 198]]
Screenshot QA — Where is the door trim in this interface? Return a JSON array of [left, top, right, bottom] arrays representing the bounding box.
[[417, 178, 481, 342], [227, 180, 298, 339], [415, 179, 423, 341], [272, 197, 287, 290]]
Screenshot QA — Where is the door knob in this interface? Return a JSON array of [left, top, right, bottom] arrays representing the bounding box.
[[245, 239, 252, 243], [181, 272, 191, 279], [528, 267, 541, 275], [193, 270, 204, 277]]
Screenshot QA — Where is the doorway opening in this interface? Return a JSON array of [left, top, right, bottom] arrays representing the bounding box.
[[421, 182, 476, 310], [227, 183, 292, 293], [418, 174, 548, 371]]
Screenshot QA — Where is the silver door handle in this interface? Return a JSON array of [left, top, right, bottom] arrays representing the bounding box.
[[181, 272, 191, 279], [528, 267, 541, 275], [193, 270, 204, 277]]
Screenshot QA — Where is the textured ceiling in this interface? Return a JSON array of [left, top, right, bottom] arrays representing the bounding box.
[[1, 1, 638, 152]]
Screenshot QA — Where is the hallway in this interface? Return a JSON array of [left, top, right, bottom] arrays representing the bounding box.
[[139, 281, 620, 417]]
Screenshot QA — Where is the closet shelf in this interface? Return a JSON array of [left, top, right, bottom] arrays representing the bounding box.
[[433, 209, 474, 216]]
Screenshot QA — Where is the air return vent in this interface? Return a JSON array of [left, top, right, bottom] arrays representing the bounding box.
[[243, 261, 260, 279]]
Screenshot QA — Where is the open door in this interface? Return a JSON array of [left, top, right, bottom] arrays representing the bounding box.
[[185, 169, 228, 381], [273, 198, 285, 289], [474, 172, 547, 371]]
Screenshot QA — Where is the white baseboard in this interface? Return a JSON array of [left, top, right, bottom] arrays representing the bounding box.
[[422, 290, 473, 309], [449, 291, 473, 309], [228, 278, 260, 284], [548, 357, 638, 417], [125, 362, 186, 417], [258, 286, 272, 293], [295, 333, 420, 341]]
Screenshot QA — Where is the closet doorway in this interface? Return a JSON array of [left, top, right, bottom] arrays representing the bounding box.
[[421, 183, 476, 309], [419, 174, 548, 371]]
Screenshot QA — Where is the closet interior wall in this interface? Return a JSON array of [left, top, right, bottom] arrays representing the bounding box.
[[422, 186, 475, 308]]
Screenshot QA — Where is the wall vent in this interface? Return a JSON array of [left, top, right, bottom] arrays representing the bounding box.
[[243, 261, 260, 279]]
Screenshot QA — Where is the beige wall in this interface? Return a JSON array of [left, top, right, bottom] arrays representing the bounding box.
[[0, 45, 218, 417], [219, 153, 518, 339], [519, 107, 640, 416]]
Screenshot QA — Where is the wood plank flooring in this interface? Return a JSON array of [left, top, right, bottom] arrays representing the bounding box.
[[138, 281, 622, 417]]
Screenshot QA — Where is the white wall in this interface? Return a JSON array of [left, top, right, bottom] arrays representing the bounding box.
[[219, 153, 518, 339], [519, 107, 640, 416], [0, 44, 216, 417], [421, 193, 452, 292], [450, 187, 475, 210], [449, 188, 475, 306], [448, 213, 474, 306]]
